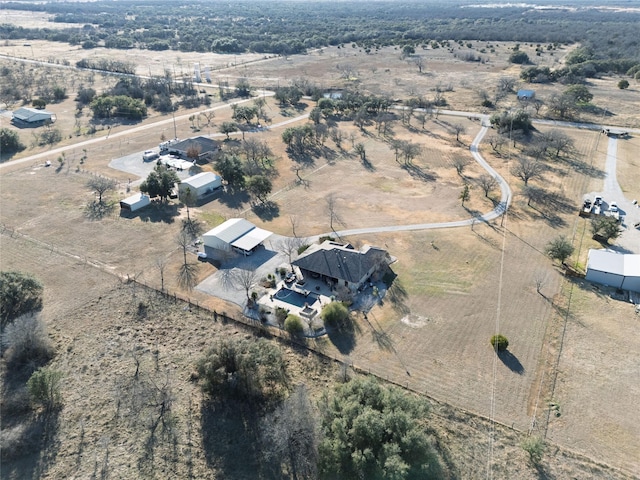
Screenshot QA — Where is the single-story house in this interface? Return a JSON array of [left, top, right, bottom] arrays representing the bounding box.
[[585, 249, 640, 293], [178, 172, 222, 201], [168, 136, 220, 161], [292, 241, 390, 292], [517, 89, 536, 101], [203, 218, 272, 257], [120, 193, 151, 212], [11, 107, 56, 127]]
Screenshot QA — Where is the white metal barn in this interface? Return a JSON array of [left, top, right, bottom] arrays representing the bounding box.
[[203, 218, 272, 257], [178, 172, 222, 201], [585, 249, 640, 293], [119, 193, 151, 212]]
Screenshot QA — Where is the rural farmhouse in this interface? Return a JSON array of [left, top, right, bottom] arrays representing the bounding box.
[[168, 136, 220, 161], [203, 218, 272, 257], [293, 241, 390, 292], [585, 249, 640, 293]]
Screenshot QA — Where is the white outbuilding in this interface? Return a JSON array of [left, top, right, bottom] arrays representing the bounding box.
[[585, 249, 640, 293], [203, 218, 272, 257], [178, 172, 222, 202], [120, 193, 151, 212]]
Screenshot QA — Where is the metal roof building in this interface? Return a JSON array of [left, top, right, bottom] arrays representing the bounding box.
[[203, 218, 272, 256], [585, 249, 640, 293], [11, 107, 56, 126], [178, 172, 222, 201]]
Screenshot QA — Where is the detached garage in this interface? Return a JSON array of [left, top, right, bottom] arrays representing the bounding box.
[[585, 249, 640, 293], [203, 218, 272, 257], [178, 172, 222, 202], [120, 193, 151, 212]]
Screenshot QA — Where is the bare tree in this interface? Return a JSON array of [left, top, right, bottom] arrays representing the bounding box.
[[477, 174, 499, 197], [87, 176, 117, 205], [511, 157, 544, 185], [200, 110, 216, 127], [336, 63, 357, 80], [522, 185, 545, 207], [231, 267, 258, 303], [289, 215, 300, 238], [543, 129, 574, 158], [452, 156, 471, 176], [487, 133, 506, 153], [534, 272, 548, 295], [176, 231, 199, 291], [354, 143, 366, 161], [452, 123, 466, 142], [401, 141, 421, 165], [325, 193, 345, 232], [279, 236, 307, 267], [497, 76, 516, 94], [411, 55, 425, 73], [260, 384, 318, 479], [155, 257, 167, 292]]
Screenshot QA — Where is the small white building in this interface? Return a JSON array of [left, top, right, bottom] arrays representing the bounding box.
[[585, 249, 640, 293], [178, 172, 222, 202], [203, 218, 272, 257], [120, 193, 151, 212]]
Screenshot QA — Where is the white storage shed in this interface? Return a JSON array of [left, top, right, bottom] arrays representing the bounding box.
[[585, 249, 640, 293], [178, 172, 222, 201], [120, 193, 151, 212]]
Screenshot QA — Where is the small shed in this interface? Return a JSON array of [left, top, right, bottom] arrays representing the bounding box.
[[120, 193, 151, 212], [585, 249, 640, 293], [203, 218, 272, 257], [11, 107, 56, 127], [517, 89, 536, 101], [178, 172, 222, 201]]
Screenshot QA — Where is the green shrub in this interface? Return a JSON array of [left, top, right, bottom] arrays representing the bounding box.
[[1, 271, 44, 329], [27, 367, 63, 410], [522, 436, 545, 464], [490, 334, 509, 352], [297, 244, 310, 255], [275, 307, 289, 327], [321, 302, 349, 327], [197, 337, 286, 402], [284, 314, 304, 336]]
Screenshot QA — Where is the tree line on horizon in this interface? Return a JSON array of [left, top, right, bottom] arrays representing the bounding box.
[[1, 0, 639, 72]]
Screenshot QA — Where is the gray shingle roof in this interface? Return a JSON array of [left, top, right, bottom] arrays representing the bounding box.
[[293, 242, 387, 284]]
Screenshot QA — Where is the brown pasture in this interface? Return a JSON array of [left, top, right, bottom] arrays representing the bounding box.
[[1, 36, 639, 478]]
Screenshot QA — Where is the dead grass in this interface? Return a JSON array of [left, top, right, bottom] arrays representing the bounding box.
[[1, 37, 639, 479]]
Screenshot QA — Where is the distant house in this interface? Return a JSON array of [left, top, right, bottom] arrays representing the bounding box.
[[293, 241, 390, 292], [178, 172, 222, 202], [119, 193, 151, 213], [585, 249, 640, 293], [11, 107, 56, 127], [168, 136, 220, 162], [203, 218, 272, 257], [517, 89, 536, 101]]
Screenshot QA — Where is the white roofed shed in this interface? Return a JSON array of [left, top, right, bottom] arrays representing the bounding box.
[[585, 249, 640, 293]]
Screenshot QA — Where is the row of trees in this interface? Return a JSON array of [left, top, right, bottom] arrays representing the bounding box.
[[3, 1, 639, 64]]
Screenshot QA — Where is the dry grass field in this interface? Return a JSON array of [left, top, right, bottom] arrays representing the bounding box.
[[2, 30, 640, 479]]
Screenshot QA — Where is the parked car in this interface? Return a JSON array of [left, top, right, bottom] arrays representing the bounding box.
[[594, 195, 603, 206], [197, 252, 208, 261], [609, 202, 618, 213]]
